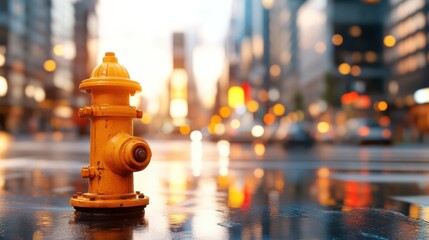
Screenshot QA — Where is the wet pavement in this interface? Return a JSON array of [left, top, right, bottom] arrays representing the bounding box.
[[1, 136, 429, 239]]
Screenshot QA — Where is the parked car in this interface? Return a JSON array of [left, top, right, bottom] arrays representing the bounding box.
[[341, 118, 392, 145], [282, 122, 315, 148]]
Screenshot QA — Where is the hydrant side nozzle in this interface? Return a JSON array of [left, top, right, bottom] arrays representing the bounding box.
[[104, 133, 152, 175]]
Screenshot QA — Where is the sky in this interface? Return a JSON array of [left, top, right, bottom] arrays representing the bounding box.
[[97, 0, 232, 114]]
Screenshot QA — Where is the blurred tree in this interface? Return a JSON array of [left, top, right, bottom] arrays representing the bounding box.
[[322, 72, 342, 108]]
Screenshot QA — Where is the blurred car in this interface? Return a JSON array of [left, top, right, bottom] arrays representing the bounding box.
[[281, 122, 315, 148], [341, 118, 392, 145]]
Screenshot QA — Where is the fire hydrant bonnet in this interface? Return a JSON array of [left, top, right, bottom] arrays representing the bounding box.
[[79, 52, 142, 94]]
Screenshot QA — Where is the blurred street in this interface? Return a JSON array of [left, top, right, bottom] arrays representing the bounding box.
[[1, 136, 429, 239]]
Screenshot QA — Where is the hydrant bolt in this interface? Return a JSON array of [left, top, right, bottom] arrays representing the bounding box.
[[136, 110, 143, 118]]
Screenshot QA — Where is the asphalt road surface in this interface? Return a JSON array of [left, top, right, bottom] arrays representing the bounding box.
[[0, 137, 428, 239]]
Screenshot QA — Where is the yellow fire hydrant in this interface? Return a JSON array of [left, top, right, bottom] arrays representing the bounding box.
[[70, 52, 152, 214]]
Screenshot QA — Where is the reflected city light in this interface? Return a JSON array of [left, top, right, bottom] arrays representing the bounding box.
[[191, 141, 202, 177], [253, 143, 265, 156], [168, 162, 187, 205], [191, 131, 203, 177], [228, 184, 244, 208], [0, 76, 7, 97], [0, 132, 12, 158], [217, 140, 230, 176], [0, 54, 5, 67]]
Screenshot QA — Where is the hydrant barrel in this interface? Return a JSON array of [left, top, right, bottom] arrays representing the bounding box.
[[70, 52, 151, 212]]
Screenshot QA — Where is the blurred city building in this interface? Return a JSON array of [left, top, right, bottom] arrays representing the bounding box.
[[384, 0, 429, 139], [0, 0, 97, 136], [0, 0, 52, 134], [72, 0, 98, 135], [297, 0, 387, 113], [270, 0, 304, 111]]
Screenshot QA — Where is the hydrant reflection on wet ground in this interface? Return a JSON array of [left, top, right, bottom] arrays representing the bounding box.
[[70, 52, 152, 213]]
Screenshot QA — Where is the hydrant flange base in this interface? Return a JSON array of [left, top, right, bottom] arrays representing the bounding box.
[[71, 194, 149, 209]]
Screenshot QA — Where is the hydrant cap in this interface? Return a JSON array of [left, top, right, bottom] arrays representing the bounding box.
[[79, 52, 141, 93]]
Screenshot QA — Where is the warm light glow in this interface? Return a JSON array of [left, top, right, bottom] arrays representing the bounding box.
[[317, 167, 330, 178], [228, 185, 244, 208], [53, 44, 65, 56], [338, 63, 351, 75], [331, 34, 343, 46], [351, 65, 361, 76], [252, 35, 264, 59], [414, 88, 429, 104], [375, 101, 388, 111], [253, 168, 264, 178], [211, 114, 222, 124], [230, 119, 240, 129], [349, 25, 362, 37], [272, 103, 285, 116], [262, 0, 274, 9], [247, 100, 259, 113], [170, 98, 188, 118], [0, 76, 7, 97], [382, 129, 391, 139], [341, 92, 359, 105], [54, 106, 73, 118], [352, 52, 362, 63], [217, 140, 230, 157], [193, 45, 225, 109], [190, 130, 203, 141], [0, 54, 5, 67], [179, 125, 191, 135], [171, 69, 188, 90], [43, 59, 56, 72], [314, 42, 326, 53], [263, 113, 276, 125], [269, 64, 281, 77], [358, 126, 370, 137], [34, 87, 46, 102], [365, 51, 377, 63], [219, 106, 231, 118], [141, 114, 152, 124], [384, 35, 396, 47], [251, 125, 264, 138], [379, 116, 390, 127], [215, 123, 226, 135], [317, 122, 330, 133], [0, 132, 12, 157], [258, 89, 268, 102], [228, 86, 245, 108]]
